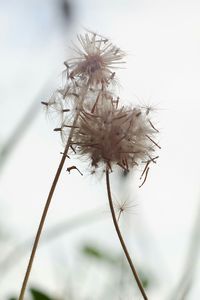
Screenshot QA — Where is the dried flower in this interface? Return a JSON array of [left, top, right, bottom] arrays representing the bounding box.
[[53, 87, 118, 142], [43, 32, 125, 133], [65, 32, 125, 86], [42, 30, 160, 185], [71, 96, 160, 180]]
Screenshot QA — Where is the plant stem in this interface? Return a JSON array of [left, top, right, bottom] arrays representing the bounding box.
[[105, 168, 148, 300], [0, 208, 104, 279], [18, 145, 68, 300], [18, 83, 89, 300]]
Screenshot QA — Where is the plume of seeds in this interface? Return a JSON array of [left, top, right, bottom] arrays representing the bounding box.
[[72, 95, 160, 185], [43, 31, 125, 120], [43, 30, 160, 181]]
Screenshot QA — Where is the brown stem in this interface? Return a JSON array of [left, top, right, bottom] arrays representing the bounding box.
[[105, 169, 148, 300], [18, 83, 89, 300], [18, 143, 68, 300]]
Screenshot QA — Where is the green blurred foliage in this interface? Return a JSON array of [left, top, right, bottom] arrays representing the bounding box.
[[82, 243, 152, 287], [7, 288, 55, 300], [30, 288, 53, 300], [7, 243, 152, 300], [139, 272, 150, 288], [81, 244, 119, 265]]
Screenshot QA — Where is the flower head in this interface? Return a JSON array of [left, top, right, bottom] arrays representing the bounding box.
[[71, 97, 160, 178], [44, 32, 125, 128], [43, 30, 160, 185], [66, 32, 125, 86]]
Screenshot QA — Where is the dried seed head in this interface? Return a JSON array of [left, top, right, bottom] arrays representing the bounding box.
[[45, 31, 125, 127], [71, 98, 160, 176], [66, 32, 125, 86], [43, 30, 160, 184], [57, 88, 118, 143]]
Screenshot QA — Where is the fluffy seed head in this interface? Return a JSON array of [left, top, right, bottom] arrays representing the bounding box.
[[43, 30, 160, 183], [44, 31, 125, 126], [71, 98, 160, 175], [66, 32, 125, 86]]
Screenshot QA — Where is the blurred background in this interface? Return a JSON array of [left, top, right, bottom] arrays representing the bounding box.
[[0, 0, 200, 299]]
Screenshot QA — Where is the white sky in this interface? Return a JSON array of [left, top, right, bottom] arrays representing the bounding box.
[[0, 0, 200, 299]]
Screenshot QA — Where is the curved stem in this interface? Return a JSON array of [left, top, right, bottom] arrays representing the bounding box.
[[105, 169, 148, 300], [18, 83, 89, 300]]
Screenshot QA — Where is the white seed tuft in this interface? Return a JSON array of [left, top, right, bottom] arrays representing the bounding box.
[[70, 96, 160, 174]]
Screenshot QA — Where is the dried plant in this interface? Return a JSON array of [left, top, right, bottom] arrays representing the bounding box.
[[72, 98, 160, 175], [18, 31, 160, 300]]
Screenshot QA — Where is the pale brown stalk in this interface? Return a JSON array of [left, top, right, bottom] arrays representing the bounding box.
[[18, 83, 89, 300], [105, 168, 148, 300]]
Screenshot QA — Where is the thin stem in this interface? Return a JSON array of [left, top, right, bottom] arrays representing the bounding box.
[[18, 145, 68, 300], [105, 169, 148, 300], [18, 82, 89, 300], [0, 208, 104, 282]]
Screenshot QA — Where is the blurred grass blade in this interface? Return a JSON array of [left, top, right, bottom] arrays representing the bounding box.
[[82, 244, 118, 264], [0, 81, 52, 173], [30, 288, 52, 300], [0, 208, 105, 282]]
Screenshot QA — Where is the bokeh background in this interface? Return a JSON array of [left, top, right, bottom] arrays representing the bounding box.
[[1, 0, 200, 299]]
